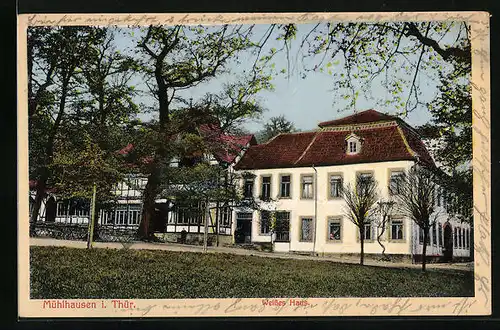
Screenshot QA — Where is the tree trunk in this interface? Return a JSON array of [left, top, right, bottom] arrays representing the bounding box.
[[30, 176, 47, 223], [137, 51, 170, 240], [138, 167, 160, 239], [29, 76, 70, 223], [377, 219, 388, 261], [215, 201, 220, 247], [422, 227, 429, 272]]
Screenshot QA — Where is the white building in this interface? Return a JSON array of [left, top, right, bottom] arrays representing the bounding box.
[[232, 110, 471, 262]]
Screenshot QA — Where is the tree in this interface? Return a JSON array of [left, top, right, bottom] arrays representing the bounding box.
[[29, 27, 108, 223], [393, 165, 440, 272], [134, 25, 273, 239], [271, 22, 470, 115], [257, 115, 297, 143], [374, 200, 396, 261], [342, 174, 379, 265]]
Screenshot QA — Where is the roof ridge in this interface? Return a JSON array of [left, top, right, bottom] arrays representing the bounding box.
[[294, 131, 321, 165]]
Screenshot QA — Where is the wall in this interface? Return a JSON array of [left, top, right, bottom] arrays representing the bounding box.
[[234, 160, 471, 258]]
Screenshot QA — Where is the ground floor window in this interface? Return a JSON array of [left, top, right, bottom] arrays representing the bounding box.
[[390, 219, 404, 240], [328, 218, 342, 241], [454, 227, 458, 248], [462, 228, 466, 249], [102, 204, 142, 226], [362, 223, 372, 240], [465, 228, 470, 249], [174, 202, 204, 225], [419, 227, 424, 244], [438, 223, 443, 247], [274, 211, 290, 242], [260, 211, 270, 234], [218, 206, 231, 228], [431, 223, 437, 246], [300, 217, 313, 242], [56, 198, 90, 218]]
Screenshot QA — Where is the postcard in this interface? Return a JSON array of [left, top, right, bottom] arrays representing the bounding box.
[[18, 11, 491, 317]]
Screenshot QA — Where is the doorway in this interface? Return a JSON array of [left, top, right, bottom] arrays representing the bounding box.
[[235, 212, 252, 244], [443, 224, 453, 262]]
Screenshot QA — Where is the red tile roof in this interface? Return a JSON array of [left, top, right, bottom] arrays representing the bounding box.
[[235, 110, 435, 170], [318, 109, 396, 128], [116, 124, 256, 166]]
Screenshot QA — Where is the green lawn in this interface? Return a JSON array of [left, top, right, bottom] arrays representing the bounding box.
[[30, 246, 474, 299]]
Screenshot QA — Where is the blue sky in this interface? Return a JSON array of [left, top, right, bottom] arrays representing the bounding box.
[[114, 23, 455, 133]]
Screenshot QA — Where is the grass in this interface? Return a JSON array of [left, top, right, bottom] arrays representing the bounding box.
[[30, 246, 474, 299]]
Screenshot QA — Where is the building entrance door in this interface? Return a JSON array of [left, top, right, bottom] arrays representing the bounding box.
[[235, 212, 252, 244]]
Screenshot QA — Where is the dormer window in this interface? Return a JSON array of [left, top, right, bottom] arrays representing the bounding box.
[[349, 141, 357, 153], [345, 133, 361, 155]]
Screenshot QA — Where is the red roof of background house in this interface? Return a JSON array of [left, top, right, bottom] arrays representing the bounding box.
[[235, 110, 434, 170], [116, 124, 256, 166], [318, 109, 396, 127], [198, 124, 257, 163]]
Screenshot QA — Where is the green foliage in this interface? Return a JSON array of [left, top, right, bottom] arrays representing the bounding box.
[[30, 246, 474, 299], [257, 115, 298, 143]]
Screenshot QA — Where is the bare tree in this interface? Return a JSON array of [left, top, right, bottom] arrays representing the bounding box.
[[374, 200, 396, 261], [342, 174, 379, 265], [393, 165, 440, 272]]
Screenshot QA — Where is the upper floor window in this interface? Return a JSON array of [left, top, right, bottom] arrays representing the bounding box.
[[280, 175, 291, 198], [346, 133, 361, 155], [261, 176, 271, 201], [329, 174, 343, 198], [356, 172, 374, 193], [243, 178, 254, 199], [301, 175, 314, 199], [389, 170, 404, 195]]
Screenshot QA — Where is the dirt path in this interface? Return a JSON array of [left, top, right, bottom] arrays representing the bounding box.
[[29, 237, 473, 272]]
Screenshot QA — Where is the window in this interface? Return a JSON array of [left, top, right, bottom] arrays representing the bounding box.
[[389, 170, 404, 195], [346, 134, 362, 155], [301, 175, 314, 199], [454, 227, 458, 248], [462, 228, 466, 249], [103, 204, 142, 226], [261, 176, 271, 201], [356, 173, 373, 193], [328, 218, 342, 241], [274, 211, 290, 242], [363, 223, 372, 240], [300, 217, 314, 242], [466, 228, 470, 249], [432, 223, 437, 246], [438, 223, 443, 247], [349, 141, 357, 153], [260, 211, 270, 234], [280, 175, 291, 198], [419, 227, 424, 244], [390, 219, 404, 240], [56, 199, 90, 217], [243, 178, 254, 199], [219, 206, 231, 227], [437, 187, 441, 207], [329, 174, 343, 198]]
